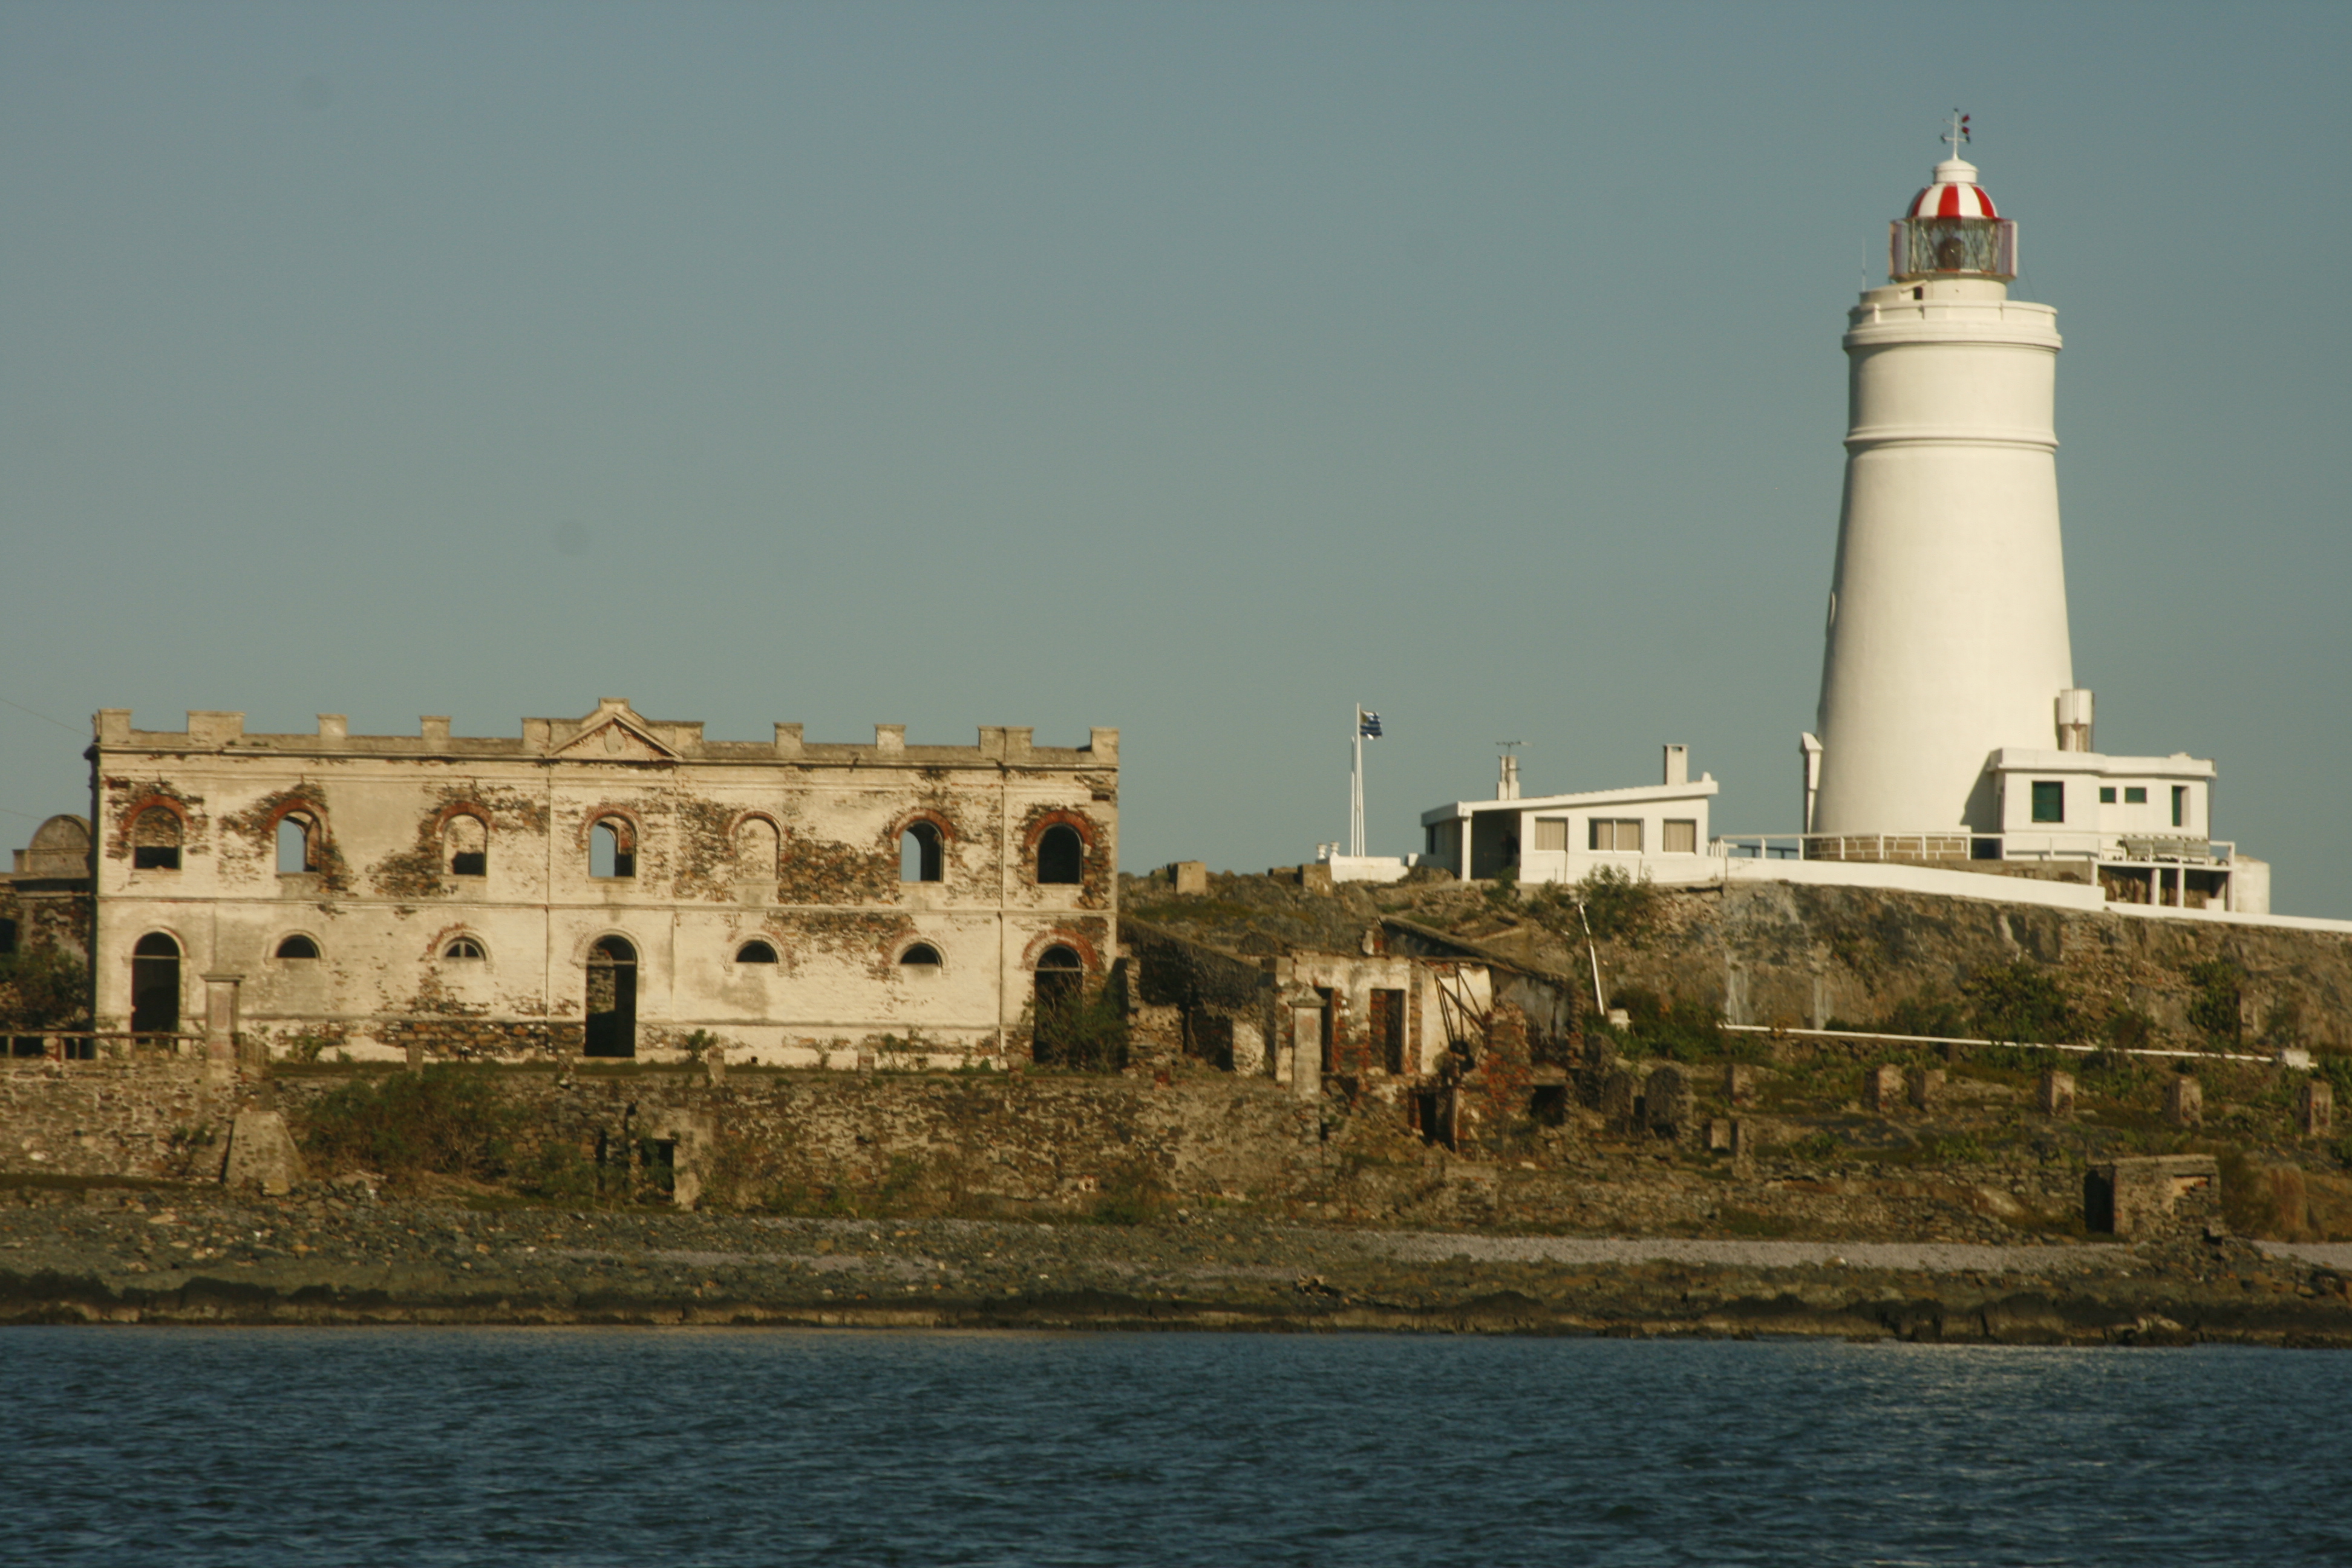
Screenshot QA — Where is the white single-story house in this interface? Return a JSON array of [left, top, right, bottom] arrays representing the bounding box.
[[1419, 745, 1719, 887]]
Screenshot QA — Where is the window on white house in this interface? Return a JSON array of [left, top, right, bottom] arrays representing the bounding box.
[[1589, 819, 1642, 852], [1662, 820, 1697, 854], [1532, 819, 1567, 853]]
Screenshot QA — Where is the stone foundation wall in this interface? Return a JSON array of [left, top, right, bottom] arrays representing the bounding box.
[[0, 1058, 233, 1179], [260, 1066, 1327, 1207]]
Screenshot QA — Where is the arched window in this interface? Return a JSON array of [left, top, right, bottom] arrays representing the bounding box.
[[1032, 945, 1085, 1063], [899, 942, 942, 967], [900, 821, 944, 883], [443, 937, 486, 960], [274, 934, 320, 960], [584, 935, 638, 1057], [735, 817, 779, 877], [276, 811, 321, 874], [736, 939, 779, 964], [1037, 824, 1084, 884], [131, 932, 181, 1035], [590, 818, 635, 879], [446, 813, 488, 878], [131, 808, 182, 871]]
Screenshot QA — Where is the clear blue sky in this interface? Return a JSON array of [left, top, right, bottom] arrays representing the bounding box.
[[5, 2, 2347, 912]]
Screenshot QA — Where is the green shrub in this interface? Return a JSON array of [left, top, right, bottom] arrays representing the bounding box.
[[1030, 982, 1129, 1073], [2184, 959, 2244, 1045], [1528, 867, 1660, 949], [0, 947, 89, 1031], [2316, 1051, 2352, 1106], [1787, 1130, 1844, 1163], [1879, 991, 1965, 1039], [1608, 985, 1725, 1060], [1964, 961, 2075, 1044], [520, 1142, 604, 1206], [297, 1065, 521, 1180]]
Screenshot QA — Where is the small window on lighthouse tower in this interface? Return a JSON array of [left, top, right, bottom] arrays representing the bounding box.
[[2030, 782, 2065, 823]]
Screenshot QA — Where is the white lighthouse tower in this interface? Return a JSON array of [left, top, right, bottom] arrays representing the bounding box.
[[1806, 125, 2083, 843]]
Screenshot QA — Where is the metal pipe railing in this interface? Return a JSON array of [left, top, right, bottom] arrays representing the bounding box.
[[1719, 1022, 2273, 1065], [2, 1031, 206, 1063]]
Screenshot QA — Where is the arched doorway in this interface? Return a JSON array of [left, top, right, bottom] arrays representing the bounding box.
[[585, 936, 638, 1057], [131, 933, 181, 1036], [1032, 944, 1084, 1064]]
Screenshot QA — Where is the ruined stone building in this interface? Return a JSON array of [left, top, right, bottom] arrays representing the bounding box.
[[1, 814, 92, 964], [1123, 912, 1579, 1149], [85, 701, 1118, 1066]]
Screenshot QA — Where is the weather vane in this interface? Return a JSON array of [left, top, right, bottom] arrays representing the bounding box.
[[1943, 109, 1971, 161]]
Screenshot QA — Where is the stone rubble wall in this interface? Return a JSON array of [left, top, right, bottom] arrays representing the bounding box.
[[1, 1058, 230, 1179]]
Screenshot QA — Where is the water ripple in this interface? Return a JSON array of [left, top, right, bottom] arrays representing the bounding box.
[[2, 1330, 2347, 1567]]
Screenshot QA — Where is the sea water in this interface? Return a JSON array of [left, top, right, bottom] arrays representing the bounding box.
[[2, 1329, 2344, 1566]]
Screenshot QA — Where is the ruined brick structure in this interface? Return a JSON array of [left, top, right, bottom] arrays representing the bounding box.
[[1, 814, 93, 968], [86, 701, 1117, 1066]]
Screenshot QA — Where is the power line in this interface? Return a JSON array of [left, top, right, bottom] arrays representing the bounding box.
[[0, 696, 81, 734]]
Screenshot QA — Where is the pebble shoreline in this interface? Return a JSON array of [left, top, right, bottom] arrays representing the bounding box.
[[4, 1186, 2351, 1345]]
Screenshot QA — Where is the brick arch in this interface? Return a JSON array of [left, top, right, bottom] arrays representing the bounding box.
[[122, 795, 190, 828], [431, 801, 494, 835], [1019, 929, 1103, 973], [260, 795, 329, 833], [1022, 809, 1095, 854], [573, 806, 645, 851], [117, 795, 189, 852], [886, 806, 957, 846]]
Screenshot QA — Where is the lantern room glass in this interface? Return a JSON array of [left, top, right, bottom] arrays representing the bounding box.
[[1891, 217, 2017, 282]]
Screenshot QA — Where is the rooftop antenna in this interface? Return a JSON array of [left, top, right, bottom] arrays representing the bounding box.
[[1942, 108, 1971, 162]]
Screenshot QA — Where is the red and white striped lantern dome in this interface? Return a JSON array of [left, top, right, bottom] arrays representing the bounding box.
[[1906, 158, 1999, 220]]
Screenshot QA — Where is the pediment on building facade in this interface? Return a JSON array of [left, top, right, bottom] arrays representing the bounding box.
[[552, 708, 679, 763]]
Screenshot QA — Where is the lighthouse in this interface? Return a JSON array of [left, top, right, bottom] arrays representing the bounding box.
[[1806, 126, 2083, 844]]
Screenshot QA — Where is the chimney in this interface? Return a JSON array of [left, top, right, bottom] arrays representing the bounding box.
[[1496, 755, 1521, 801], [2056, 690, 2094, 753], [1663, 743, 1689, 786]]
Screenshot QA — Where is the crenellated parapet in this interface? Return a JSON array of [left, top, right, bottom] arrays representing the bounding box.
[[94, 697, 1116, 769]]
